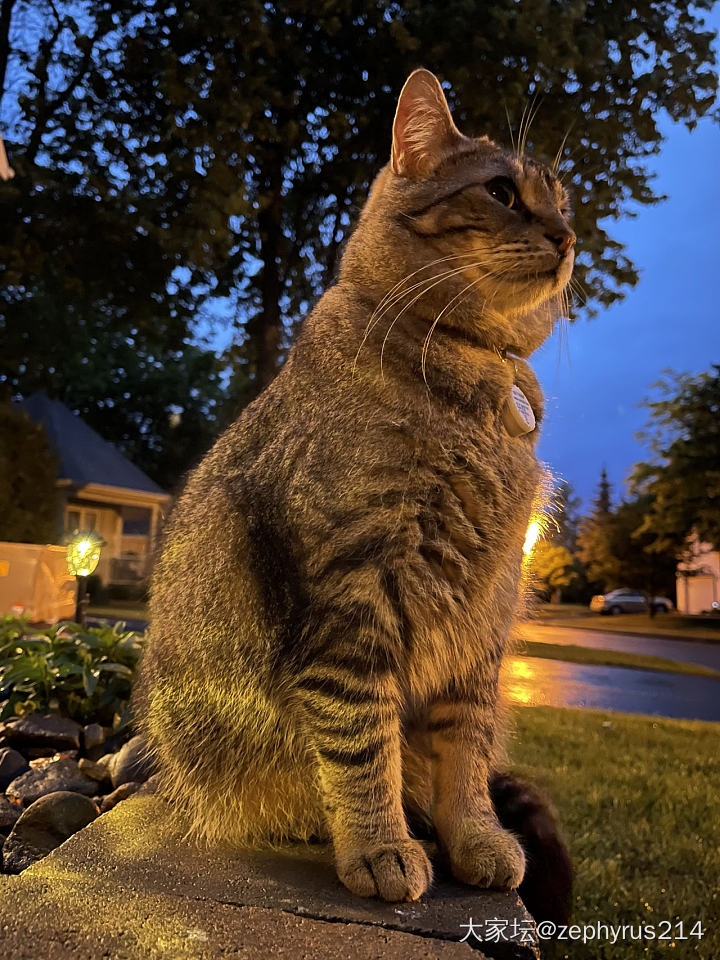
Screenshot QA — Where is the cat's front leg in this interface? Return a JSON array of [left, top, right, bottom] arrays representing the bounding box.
[[428, 684, 526, 890], [296, 673, 432, 902]]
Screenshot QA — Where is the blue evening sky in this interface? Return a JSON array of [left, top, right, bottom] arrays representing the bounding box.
[[534, 14, 720, 507]]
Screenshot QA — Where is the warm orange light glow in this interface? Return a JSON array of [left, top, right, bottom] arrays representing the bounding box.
[[523, 519, 541, 556]]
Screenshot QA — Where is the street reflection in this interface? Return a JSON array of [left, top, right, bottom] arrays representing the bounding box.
[[500, 655, 720, 722]]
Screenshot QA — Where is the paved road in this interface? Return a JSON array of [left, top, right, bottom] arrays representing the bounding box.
[[87, 614, 720, 721], [502, 655, 720, 722], [517, 622, 720, 672]]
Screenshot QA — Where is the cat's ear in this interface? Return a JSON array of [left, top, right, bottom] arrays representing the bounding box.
[[391, 69, 465, 179]]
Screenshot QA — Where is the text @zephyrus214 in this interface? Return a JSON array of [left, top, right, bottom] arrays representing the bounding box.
[[459, 918, 706, 946]]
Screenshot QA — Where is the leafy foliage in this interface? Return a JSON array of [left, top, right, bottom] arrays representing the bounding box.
[[632, 366, 720, 554], [577, 486, 677, 599], [1, 0, 718, 429], [0, 616, 144, 728], [531, 541, 578, 600], [0, 401, 57, 542]]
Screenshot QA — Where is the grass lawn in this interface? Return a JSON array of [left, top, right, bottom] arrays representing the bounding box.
[[510, 706, 719, 959], [518, 640, 720, 679], [536, 605, 720, 644]]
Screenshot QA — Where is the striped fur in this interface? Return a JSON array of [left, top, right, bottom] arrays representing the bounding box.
[[133, 69, 575, 903]]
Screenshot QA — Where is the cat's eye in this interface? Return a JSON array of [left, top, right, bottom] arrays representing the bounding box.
[[486, 177, 517, 209]]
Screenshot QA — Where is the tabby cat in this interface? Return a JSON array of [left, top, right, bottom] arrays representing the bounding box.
[[133, 68, 575, 904]]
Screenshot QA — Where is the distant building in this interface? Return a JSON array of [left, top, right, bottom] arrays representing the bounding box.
[[676, 540, 720, 615], [18, 392, 171, 586]]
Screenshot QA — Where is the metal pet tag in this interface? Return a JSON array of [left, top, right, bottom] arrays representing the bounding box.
[[502, 385, 536, 437]]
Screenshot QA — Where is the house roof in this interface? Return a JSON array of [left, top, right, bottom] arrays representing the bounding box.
[[18, 392, 167, 497]]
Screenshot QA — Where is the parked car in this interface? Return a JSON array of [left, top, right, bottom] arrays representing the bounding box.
[[589, 590, 674, 615], [650, 596, 674, 614]]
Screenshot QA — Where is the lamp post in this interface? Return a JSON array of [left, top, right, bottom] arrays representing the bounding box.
[[66, 532, 103, 627]]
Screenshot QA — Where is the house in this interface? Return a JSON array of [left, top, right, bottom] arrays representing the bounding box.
[[18, 393, 171, 586], [676, 540, 720, 615]]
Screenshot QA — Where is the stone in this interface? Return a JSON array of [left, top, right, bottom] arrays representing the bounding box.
[[86, 732, 124, 762], [6, 758, 99, 805], [0, 747, 30, 790], [108, 736, 156, 788], [2, 791, 98, 873], [82, 723, 105, 750], [22, 795, 538, 959], [100, 781, 142, 812], [0, 796, 22, 832], [77, 758, 112, 782], [2, 714, 82, 751], [0, 874, 482, 958]]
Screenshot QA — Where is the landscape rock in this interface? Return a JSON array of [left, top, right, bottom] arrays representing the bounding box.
[[0, 796, 22, 832], [100, 780, 142, 812], [0, 747, 30, 790], [2, 791, 98, 873], [85, 732, 124, 762], [108, 735, 156, 788], [2, 714, 82, 751], [77, 757, 111, 782], [6, 758, 99, 805], [82, 723, 105, 750]]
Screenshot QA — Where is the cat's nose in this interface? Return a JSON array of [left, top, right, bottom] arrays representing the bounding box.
[[545, 228, 576, 258]]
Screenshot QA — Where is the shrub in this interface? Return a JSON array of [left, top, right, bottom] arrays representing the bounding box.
[[0, 616, 144, 729]]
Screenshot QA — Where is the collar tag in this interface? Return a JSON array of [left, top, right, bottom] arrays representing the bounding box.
[[502, 384, 536, 437]]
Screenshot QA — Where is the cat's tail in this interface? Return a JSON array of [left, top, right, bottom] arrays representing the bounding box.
[[490, 771, 573, 927]]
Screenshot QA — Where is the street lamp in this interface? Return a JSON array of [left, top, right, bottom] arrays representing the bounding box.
[[66, 531, 103, 626]]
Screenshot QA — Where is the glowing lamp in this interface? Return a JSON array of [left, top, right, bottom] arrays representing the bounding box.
[[66, 531, 103, 625], [66, 532, 103, 577]]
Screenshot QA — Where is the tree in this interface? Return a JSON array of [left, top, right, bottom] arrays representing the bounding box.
[[2, 0, 718, 410], [577, 468, 616, 588], [607, 495, 677, 604], [531, 541, 578, 603], [546, 480, 582, 553], [0, 1, 227, 488], [632, 367, 720, 555], [0, 402, 57, 543]]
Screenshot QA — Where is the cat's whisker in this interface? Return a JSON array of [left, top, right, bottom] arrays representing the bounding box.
[[367, 253, 518, 350], [519, 91, 544, 157], [420, 263, 517, 382], [378, 258, 517, 379], [551, 122, 575, 174], [502, 99, 516, 155], [353, 250, 499, 376]]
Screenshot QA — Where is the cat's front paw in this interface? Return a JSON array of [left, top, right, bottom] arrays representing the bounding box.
[[447, 823, 525, 890], [336, 838, 432, 902]]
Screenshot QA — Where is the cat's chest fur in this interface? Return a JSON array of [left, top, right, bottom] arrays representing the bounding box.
[[384, 406, 540, 699]]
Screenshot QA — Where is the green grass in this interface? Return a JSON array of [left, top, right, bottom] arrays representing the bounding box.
[[536, 606, 720, 643], [510, 706, 720, 959], [519, 640, 720, 678]]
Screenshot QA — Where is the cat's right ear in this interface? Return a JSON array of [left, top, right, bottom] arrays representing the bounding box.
[[391, 69, 465, 179]]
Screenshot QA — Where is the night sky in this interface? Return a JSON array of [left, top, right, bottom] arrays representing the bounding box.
[[534, 12, 720, 508]]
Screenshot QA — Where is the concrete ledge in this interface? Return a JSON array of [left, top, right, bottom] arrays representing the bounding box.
[[0, 796, 539, 959]]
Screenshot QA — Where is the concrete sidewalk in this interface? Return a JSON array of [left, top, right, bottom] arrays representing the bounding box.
[[0, 795, 539, 958]]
